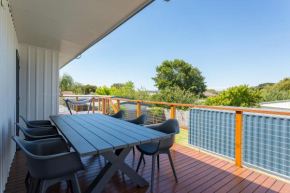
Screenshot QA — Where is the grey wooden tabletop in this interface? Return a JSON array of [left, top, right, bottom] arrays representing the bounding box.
[[50, 114, 171, 157]]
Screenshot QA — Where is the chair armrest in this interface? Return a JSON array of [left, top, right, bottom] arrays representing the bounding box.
[[29, 120, 52, 126], [28, 152, 85, 180], [25, 132, 62, 141], [29, 138, 70, 155], [145, 124, 161, 131], [27, 127, 59, 136]]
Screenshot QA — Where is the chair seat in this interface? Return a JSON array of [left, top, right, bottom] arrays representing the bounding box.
[[136, 142, 159, 155]]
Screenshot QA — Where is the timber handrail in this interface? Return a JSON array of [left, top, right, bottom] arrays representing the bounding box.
[[60, 95, 290, 116], [60, 95, 290, 167]]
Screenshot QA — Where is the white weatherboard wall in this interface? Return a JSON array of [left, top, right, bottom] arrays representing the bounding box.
[[0, 1, 18, 192], [18, 44, 59, 121]]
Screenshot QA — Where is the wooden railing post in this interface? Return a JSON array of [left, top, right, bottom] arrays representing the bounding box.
[[102, 98, 105, 115], [92, 97, 95, 114], [235, 111, 243, 167], [76, 96, 78, 114], [170, 105, 176, 119], [98, 97, 101, 112], [117, 100, 120, 111], [137, 102, 141, 117], [106, 99, 110, 114]]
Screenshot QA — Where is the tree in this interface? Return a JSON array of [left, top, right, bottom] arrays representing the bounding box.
[[152, 86, 197, 110], [83, 84, 97, 94], [95, 86, 111, 95], [110, 81, 135, 98], [273, 78, 290, 91], [111, 83, 124, 89], [205, 85, 262, 107], [59, 73, 74, 92], [72, 82, 84, 95], [152, 59, 206, 95], [252, 83, 275, 90], [261, 86, 290, 102]]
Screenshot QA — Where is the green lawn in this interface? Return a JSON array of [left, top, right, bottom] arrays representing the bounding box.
[[175, 128, 189, 147]]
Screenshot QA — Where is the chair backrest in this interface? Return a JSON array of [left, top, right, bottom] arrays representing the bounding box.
[[12, 136, 69, 156], [152, 119, 179, 152], [20, 115, 51, 128], [64, 98, 93, 115], [16, 123, 57, 141], [126, 114, 147, 125], [110, 110, 125, 119], [12, 136, 72, 179], [20, 115, 33, 128]]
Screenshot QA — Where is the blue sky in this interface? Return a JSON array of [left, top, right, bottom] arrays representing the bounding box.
[[60, 0, 290, 91]]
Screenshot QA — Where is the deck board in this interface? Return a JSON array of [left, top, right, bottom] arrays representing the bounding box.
[[4, 144, 290, 193]]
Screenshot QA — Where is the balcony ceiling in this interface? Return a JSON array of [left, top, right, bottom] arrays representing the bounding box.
[[9, 0, 153, 68]]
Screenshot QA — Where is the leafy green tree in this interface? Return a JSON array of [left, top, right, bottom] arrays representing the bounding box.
[[273, 78, 290, 91], [110, 81, 135, 98], [152, 86, 197, 110], [205, 85, 262, 107], [59, 73, 74, 91], [95, 86, 111, 95], [252, 83, 275, 90], [152, 59, 206, 95], [133, 87, 151, 100], [111, 83, 124, 89], [72, 82, 84, 95], [261, 86, 290, 102], [83, 84, 97, 94]]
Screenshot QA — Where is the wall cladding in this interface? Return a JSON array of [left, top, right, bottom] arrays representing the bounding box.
[[0, 1, 18, 192], [18, 44, 59, 120]]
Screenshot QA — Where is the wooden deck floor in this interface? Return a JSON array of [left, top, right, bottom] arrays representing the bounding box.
[[5, 144, 290, 193]]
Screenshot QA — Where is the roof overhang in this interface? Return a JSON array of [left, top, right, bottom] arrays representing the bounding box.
[[10, 0, 153, 68]]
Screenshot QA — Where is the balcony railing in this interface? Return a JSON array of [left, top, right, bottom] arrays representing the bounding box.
[[59, 95, 290, 181]]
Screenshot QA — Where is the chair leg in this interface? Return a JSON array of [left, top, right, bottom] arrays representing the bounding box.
[[157, 155, 160, 169], [69, 173, 81, 193], [39, 180, 47, 193], [136, 153, 144, 172], [25, 171, 30, 183], [132, 146, 135, 156], [28, 178, 35, 193], [142, 155, 146, 165], [150, 155, 156, 192], [167, 150, 178, 183]]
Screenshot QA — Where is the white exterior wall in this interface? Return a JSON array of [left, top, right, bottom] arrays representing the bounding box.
[[18, 44, 59, 120], [0, 1, 18, 192], [260, 100, 290, 111]]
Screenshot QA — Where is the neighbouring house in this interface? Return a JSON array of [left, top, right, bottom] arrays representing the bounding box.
[[60, 91, 75, 96], [203, 91, 218, 97], [260, 100, 290, 111]]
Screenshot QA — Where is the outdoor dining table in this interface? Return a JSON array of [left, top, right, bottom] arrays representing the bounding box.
[[50, 113, 172, 193]]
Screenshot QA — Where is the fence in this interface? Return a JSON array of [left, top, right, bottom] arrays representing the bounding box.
[[188, 107, 290, 180], [59, 94, 290, 180]]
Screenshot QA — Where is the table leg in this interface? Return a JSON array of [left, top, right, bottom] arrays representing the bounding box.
[[85, 147, 149, 193]]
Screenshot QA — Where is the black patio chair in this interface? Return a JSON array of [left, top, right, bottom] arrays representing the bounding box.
[[12, 136, 85, 193], [64, 98, 93, 115], [109, 110, 125, 119], [136, 119, 179, 192], [126, 114, 148, 159], [20, 115, 52, 128], [16, 123, 61, 141], [126, 114, 147, 126]]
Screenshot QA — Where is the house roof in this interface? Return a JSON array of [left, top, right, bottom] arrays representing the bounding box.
[[203, 92, 217, 97], [9, 0, 153, 68]]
